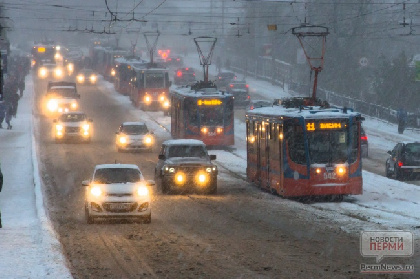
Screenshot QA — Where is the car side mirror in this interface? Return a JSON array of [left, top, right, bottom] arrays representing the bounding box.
[[82, 180, 90, 186], [387, 150, 392, 155], [146, 180, 155, 187], [158, 154, 165, 160], [209, 155, 216, 161]]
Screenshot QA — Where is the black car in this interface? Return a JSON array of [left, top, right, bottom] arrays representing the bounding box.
[[361, 126, 368, 158], [174, 67, 196, 85], [226, 80, 250, 107], [385, 141, 420, 180], [215, 71, 237, 88], [154, 139, 218, 194]]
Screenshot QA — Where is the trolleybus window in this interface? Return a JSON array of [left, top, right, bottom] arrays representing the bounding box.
[[145, 73, 165, 88]]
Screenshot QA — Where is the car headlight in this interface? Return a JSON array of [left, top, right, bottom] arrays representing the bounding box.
[[90, 186, 102, 197], [71, 102, 78, 109], [119, 136, 127, 144], [163, 101, 170, 108], [55, 124, 63, 131], [111, 69, 116, 76], [90, 75, 97, 82], [144, 135, 153, 144], [39, 67, 47, 77], [174, 172, 185, 184], [83, 124, 90, 131], [47, 100, 58, 111], [77, 75, 85, 82], [55, 68, 63, 77], [137, 186, 149, 196], [197, 173, 207, 183], [206, 167, 212, 173], [67, 63, 74, 72]]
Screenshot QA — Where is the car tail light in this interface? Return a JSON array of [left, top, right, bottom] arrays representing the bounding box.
[[398, 161, 403, 167], [246, 84, 249, 88], [177, 71, 182, 77], [247, 95, 250, 99], [185, 68, 189, 70], [250, 106, 254, 110], [229, 84, 234, 88], [193, 73, 195, 76], [176, 58, 180, 61]]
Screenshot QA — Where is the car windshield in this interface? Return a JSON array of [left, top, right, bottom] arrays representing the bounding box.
[[93, 168, 141, 184], [47, 88, 77, 98], [168, 145, 207, 158], [404, 143, 420, 154], [59, 114, 86, 122], [121, 125, 148, 135]]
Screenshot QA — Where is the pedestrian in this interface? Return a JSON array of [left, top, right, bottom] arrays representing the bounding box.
[[0, 100, 6, 128], [18, 78, 25, 98], [397, 108, 407, 134], [0, 162, 3, 228], [9, 91, 20, 118], [5, 102, 13, 130]]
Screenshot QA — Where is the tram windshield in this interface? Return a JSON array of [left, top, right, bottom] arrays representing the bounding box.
[[308, 130, 349, 164], [145, 72, 165, 88], [199, 106, 225, 126]]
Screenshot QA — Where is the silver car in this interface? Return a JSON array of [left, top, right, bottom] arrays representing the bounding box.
[[115, 122, 155, 152], [82, 164, 154, 224]]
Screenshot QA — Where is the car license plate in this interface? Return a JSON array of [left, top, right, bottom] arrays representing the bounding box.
[[109, 203, 130, 210]]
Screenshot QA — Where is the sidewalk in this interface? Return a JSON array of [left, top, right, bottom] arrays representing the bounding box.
[[0, 76, 72, 278]]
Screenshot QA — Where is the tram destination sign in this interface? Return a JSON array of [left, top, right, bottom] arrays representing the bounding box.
[[306, 122, 343, 131], [197, 99, 222, 106]]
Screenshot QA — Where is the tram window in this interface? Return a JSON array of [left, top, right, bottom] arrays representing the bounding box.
[[349, 124, 358, 163], [186, 99, 199, 125], [287, 124, 306, 164], [225, 98, 234, 125]]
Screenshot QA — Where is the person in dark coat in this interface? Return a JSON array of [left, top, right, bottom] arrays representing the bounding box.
[[5, 102, 13, 130], [0, 100, 6, 128], [18, 79, 25, 98], [0, 163, 3, 228]]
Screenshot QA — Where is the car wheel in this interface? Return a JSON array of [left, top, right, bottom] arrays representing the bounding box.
[[85, 207, 94, 224], [385, 164, 392, 178], [395, 166, 403, 181], [207, 181, 217, 195]]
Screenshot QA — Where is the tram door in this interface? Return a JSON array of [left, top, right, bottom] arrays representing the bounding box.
[[256, 123, 262, 186], [259, 123, 270, 190]]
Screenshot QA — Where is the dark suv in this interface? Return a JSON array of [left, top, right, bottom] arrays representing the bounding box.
[[215, 71, 237, 88], [226, 80, 250, 107], [155, 139, 218, 194], [174, 67, 196, 85], [385, 141, 420, 180]]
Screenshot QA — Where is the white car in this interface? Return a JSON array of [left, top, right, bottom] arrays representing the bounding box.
[[115, 122, 155, 152], [82, 164, 154, 224], [53, 111, 92, 143]]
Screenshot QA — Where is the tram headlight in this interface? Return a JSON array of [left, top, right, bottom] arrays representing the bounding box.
[[111, 68, 116, 77], [216, 127, 223, 134], [47, 100, 58, 112], [336, 166, 346, 175], [145, 96, 151, 103], [163, 100, 170, 108], [201, 127, 208, 134], [248, 136, 255, 143], [160, 95, 165, 102], [90, 75, 97, 83], [315, 168, 321, 174], [77, 75, 85, 83]]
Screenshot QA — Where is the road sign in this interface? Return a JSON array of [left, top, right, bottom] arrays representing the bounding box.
[[359, 57, 368, 67]]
